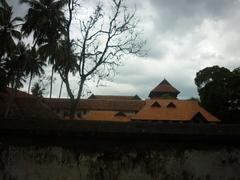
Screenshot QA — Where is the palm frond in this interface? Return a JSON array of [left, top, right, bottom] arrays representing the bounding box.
[[11, 30, 22, 40]]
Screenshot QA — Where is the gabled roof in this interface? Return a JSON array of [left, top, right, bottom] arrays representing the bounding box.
[[0, 86, 220, 123], [83, 111, 130, 122], [149, 79, 180, 99], [132, 99, 219, 122], [88, 94, 141, 100]]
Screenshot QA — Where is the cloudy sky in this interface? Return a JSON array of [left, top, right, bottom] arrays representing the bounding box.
[[9, 0, 240, 99]]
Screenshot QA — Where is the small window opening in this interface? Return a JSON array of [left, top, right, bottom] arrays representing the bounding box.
[[115, 111, 126, 117], [167, 102, 176, 108], [191, 112, 207, 123], [151, 101, 161, 108]]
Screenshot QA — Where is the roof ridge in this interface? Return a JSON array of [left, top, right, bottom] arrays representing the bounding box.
[[88, 94, 141, 100], [149, 79, 180, 99]]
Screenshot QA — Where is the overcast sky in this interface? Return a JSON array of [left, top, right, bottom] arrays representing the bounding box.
[[9, 0, 240, 99]]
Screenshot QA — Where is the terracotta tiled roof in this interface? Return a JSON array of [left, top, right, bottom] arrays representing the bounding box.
[[43, 98, 145, 112], [0, 87, 33, 98], [15, 98, 60, 119], [0, 87, 220, 123], [132, 99, 219, 122], [88, 94, 141, 100], [0, 97, 60, 120], [83, 111, 130, 122], [149, 79, 180, 98], [0, 88, 60, 120]]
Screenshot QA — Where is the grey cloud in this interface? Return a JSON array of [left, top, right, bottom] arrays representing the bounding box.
[[150, 0, 240, 34], [7, 0, 28, 17], [7, 0, 240, 100], [110, 57, 200, 99]]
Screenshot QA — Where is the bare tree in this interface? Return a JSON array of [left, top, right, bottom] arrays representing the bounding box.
[[58, 0, 145, 119]]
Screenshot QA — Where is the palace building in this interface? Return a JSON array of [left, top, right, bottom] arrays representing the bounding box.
[[0, 79, 219, 123]]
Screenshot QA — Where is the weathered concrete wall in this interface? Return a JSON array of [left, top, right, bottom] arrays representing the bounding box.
[[1, 120, 240, 180], [1, 144, 240, 180]]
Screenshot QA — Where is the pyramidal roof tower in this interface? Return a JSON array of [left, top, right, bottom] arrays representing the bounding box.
[[149, 79, 180, 99]]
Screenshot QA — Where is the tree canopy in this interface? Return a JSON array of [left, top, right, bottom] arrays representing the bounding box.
[[0, 0, 145, 119], [0, 0, 23, 90], [31, 82, 45, 97], [195, 65, 240, 123]]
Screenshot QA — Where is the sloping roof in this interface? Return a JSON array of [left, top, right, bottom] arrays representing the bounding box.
[[15, 98, 60, 120], [83, 111, 130, 122], [0, 87, 220, 123], [43, 98, 145, 112], [132, 99, 219, 122], [0, 97, 60, 120], [88, 94, 141, 100], [0, 87, 33, 98], [0, 88, 60, 120], [149, 79, 180, 98]]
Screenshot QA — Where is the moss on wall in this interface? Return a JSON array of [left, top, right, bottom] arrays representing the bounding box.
[[1, 144, 240, 180]]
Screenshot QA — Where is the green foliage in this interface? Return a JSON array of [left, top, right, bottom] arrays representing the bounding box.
[[0, 0, 23, 59], [21, 0, 67, 47], [31, 82, 45, 97], [195, 65, 240, 123], [21, 0, 68, 97], [4, 42, 31, 89], [1, 0, 144, 119], [0, 0, 23, 90]]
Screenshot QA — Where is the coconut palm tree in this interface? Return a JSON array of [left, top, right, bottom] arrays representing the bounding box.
[[5, 42, 31, 89], [21, 0, 66, 47], [31, 82, 45, 97], [0, 0, 23, 92], [21, 0, 67, 98], [25, 48, 46, 94], [38, 39, 60, 98], [4, 42, 29, 118], [0, 0, 22, 62], [54, 39, 77, 99]]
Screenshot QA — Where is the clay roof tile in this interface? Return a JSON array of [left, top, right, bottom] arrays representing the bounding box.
[[83, 111, 130, 122], [43, 98, 145, 112], [132, 99, 219, 122], [149, 79, 180, 99], [88, 94, 141, 100]]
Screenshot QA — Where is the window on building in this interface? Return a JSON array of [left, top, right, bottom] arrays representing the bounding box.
[[167, 102, 176, 108], [115, 111, 127, 117], [151, 101, 161, 108], [191, 112, 207, 123]]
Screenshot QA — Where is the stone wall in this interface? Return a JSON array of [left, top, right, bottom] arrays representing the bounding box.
[[1, 144, 240, 180], [1, 120, 240, 180]]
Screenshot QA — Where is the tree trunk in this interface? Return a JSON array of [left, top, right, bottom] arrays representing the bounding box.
[[58, 80, 63, 99], [4, 77, 17, 119], [69, 78, 85, 120], [49, 65, 54, 98], [28, 73, 33, 94], [0, 52, 4, 64], [69, 98, 78, 120], [32, 33, 42, 49]]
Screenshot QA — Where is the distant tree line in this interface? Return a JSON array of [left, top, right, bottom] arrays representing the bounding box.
[[195, 65, 240, 123], [0, 0, 145, 119]]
